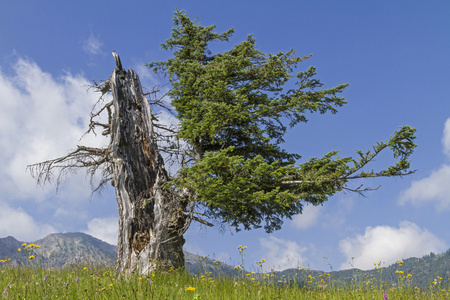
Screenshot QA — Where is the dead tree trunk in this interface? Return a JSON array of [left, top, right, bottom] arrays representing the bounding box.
[[110, 67, 186, 275], [27, 56, 195, 275]]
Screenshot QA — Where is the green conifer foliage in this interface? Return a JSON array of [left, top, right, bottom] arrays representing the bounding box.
[[147, 9, 416, 233]]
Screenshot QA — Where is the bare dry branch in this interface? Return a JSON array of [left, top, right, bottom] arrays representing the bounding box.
[[82, 101, 113, 138], [190, 215, 214, 227], [27, 145, 113, 193]]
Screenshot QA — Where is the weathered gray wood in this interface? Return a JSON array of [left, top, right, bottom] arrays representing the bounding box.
[[110, 67, 186, 274]]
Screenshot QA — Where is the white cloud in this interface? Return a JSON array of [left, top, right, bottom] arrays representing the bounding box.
[[291, 197, 354, 230], [0, 58, 109, 201], [291, 204, 321, 230], [400, 118, 450, 209], [339, 221, 446, 270], [84, 217, 118, 245], [0, 200, 56, 241], [259, 236, 308, 272], [324, 196, 355, 228], [82, 33, 103, 55], [399, 165, 450, 209], [442, 118, 450, 156]]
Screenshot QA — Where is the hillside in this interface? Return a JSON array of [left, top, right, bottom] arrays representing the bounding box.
[[275, 249, 450, 289]]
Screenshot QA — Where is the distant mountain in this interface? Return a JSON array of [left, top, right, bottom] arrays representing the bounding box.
[[184, 251, 238, 277], [1, 233, 449, 289], [0, 233, 237, 276], [34, 232, 117, 267], [0, 233, 116, 267], [0, 236, 23, 261], [275, 249, 450, 289]]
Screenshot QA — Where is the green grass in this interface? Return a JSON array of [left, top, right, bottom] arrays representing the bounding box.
[[1, 262, 450, 299], [1, 243, 450, 299]]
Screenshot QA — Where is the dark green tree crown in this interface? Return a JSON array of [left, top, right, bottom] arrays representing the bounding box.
[[147, 9, 416, 233]]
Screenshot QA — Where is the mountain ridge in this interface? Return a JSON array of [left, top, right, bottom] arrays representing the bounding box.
[[0, 233, 237, 276]]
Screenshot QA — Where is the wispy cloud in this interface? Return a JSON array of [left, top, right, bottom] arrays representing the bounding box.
[[291, 196, 354, 230], [259, 236, 308, 272], [0, 200, 56, 241], [291, 204, 322, 230], [82, 33, 104, 55], [83, 217, 118, 245], [0, 58, 110, 202], [400, 118, 450, 209], [339, 221, 446, 270], [442, 118, 450, 156]]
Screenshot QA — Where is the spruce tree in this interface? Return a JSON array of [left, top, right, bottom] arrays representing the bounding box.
[[147, 9, 416, 233]]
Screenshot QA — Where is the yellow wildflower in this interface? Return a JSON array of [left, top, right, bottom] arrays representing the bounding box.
[[185, 286, 196, 291]]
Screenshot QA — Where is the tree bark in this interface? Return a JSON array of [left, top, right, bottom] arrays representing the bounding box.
[[110, 68, 186, 275]]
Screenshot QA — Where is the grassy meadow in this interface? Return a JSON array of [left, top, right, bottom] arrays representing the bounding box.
[[1, 243, 450, 299]]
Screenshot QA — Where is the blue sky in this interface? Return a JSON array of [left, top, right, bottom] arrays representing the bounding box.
[[1, 1, 450, 272]]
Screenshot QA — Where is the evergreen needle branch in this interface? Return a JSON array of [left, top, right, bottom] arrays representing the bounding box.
[[281, 170, 415, 186]]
